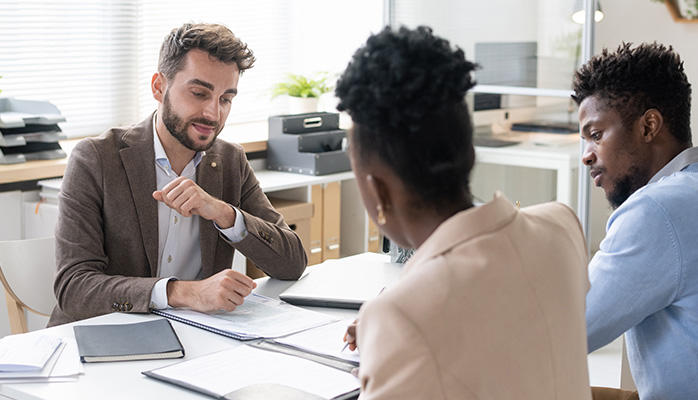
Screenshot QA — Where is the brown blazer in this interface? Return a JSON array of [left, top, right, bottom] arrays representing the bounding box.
[[357, 194, 591, 399], [49, 114, 306, 326]]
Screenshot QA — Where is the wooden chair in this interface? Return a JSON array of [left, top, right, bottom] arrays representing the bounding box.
[[0, 237, 57, 334]]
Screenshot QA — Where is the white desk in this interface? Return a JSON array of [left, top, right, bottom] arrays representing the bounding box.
[[0, 252, 623, 400], [0, 280, 359, 400], [475, 134, 580, 207], [0, 254, 379, 400]]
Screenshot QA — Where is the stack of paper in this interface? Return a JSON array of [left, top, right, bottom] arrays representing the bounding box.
[[0, 333, 82, 383], [37, 178, 63, 205]]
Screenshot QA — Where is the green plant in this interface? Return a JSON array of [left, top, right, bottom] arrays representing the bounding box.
[[272, 72, 333, 99], [653, 0, 698, 19]]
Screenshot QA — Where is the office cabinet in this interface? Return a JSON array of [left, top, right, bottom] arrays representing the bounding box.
[[308, 182, 342, 265], [321, 182, 341, 261], [367, 218, 381, 253]]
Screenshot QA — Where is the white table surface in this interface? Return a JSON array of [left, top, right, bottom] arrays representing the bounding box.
[[0, 252, 623, 399], [0, 254, 382, 400]]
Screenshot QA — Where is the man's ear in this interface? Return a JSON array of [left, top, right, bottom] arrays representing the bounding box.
[[152, 72, 166, 102], [641, 108, 663, 143]]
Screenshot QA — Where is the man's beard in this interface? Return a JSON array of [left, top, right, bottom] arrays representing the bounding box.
[[162, 91, 221, 152], [607, 165, 648, 209]]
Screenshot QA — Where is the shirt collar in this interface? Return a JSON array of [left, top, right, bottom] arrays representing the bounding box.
[[648, 146, 698, 184], [152, 112, 204, 176]]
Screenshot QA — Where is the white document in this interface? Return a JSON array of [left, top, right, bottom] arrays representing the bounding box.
[[0, 334, 62, 372], [275, 319, 360, 364], [144, 345, 360, 399], [0, 338, 82, 384], [153, 293, 338, 340]]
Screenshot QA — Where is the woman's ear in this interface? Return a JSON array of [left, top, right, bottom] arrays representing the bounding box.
[[366, 173, 392, 216], [641, 108, 663, 143]]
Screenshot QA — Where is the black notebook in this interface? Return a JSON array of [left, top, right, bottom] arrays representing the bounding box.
[[73, 319, 184, 363]]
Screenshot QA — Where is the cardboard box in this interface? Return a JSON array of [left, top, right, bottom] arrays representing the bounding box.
[[246, 197, 313, 279]]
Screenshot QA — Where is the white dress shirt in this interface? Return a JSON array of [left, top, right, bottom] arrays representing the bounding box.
[[149, 115, 247, 309]]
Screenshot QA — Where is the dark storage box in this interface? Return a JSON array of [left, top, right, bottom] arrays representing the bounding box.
[[267, 112, 351, 176]]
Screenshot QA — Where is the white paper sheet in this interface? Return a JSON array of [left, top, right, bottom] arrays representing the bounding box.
[[146, 345, 360, 399], [0, 334, 61, 372], [275, 318, 361, 364]]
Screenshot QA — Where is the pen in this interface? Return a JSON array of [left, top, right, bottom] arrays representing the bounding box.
[[341, 342, 350, 352]]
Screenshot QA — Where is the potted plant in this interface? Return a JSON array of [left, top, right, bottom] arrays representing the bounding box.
[[653, 0, 698, 20], [272, 72, 333, 114]]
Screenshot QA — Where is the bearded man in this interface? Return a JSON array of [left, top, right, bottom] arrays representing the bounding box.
[[50, 23, 306, 326]]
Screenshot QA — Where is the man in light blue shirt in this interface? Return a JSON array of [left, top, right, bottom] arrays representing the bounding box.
[[573, 42, 697, 399]]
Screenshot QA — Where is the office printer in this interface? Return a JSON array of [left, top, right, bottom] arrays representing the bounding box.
[[267, 112, 350, 176], [0, 98, 67, 164]]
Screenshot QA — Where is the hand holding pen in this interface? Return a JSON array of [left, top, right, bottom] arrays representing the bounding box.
[[342, 286, 386, 353], [342, 319, 358, 352]]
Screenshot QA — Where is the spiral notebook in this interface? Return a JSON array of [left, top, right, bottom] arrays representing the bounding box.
[[152, 294, 338, 340]]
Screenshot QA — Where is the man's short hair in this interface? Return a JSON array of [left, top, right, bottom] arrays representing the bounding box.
[[158, 22, 256, 80], [572, 42, 692, 145], [335, 26, 477, 209]]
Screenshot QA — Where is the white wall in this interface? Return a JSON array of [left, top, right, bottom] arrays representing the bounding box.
[[582, 1, 698, 248], [595, 0, 698, 137]]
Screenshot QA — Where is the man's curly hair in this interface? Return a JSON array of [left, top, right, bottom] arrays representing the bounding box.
[[572, 42, 692, 145], [336, 26, 477, 209]]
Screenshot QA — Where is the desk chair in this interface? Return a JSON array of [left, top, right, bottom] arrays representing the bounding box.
[[0, 237, 57, 334]]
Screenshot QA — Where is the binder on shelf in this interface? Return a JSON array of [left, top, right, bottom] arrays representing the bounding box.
[[309, 184, 324, 265], [322, 181, 341, 261]]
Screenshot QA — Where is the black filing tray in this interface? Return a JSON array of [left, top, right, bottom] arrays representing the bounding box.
[[267, 112, 350, 176]]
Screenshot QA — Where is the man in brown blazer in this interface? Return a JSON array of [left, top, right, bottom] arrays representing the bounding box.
[[49, 23, 307, 326]]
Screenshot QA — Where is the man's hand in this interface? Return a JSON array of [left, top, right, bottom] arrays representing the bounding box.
[[166, 269, 257, 312], [343, 318, 359, 352], [153, 176, 236, 228]]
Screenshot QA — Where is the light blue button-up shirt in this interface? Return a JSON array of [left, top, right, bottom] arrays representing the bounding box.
[[586, 147, 698, 399]]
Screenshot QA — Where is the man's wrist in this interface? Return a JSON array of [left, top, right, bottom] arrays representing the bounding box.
[[166, 279, 190, 309], [213, 202, 236, 229]]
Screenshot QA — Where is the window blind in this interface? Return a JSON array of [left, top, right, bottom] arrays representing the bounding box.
[[0, 1, 384, 139], [0, 0, 139, 137]]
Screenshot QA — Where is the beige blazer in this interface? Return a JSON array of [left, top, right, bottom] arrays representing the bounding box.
[[50, 114, 307, 326], [357, 194, 591, 399]]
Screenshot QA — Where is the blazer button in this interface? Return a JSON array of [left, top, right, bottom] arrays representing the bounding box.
[[124, 302, 133, 311], [112, 303, 119, 311]]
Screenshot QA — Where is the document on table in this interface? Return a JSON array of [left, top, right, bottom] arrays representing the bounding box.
[[0, 334, 61, 372], [0, 337, 82, 383], [152, 293, 338, 340], [272, 319, 360, 365], [143, 344, 360, 399]]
